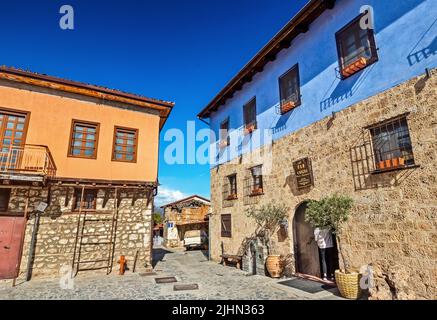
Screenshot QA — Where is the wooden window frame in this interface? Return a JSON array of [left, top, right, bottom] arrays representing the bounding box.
[[0, 188, 11, 212], [219, 118, 230, 148], [112, 126, 139, 163], [227, 174, 237, 199], [68, 119, 100, 159], [221, 214, 232, 238], [279, 64, 301, 114], [0, 107, 31, 150], [335, 12, 378, 80], [243, 97, 257, 132], [73, 188, 98, 211], [250, 165, 263, 196]]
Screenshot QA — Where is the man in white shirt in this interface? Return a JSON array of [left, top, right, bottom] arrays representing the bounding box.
[[314, 227, 334, 281]]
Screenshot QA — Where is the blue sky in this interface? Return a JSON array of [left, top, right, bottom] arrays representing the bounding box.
[[0, 0, 308, 205]]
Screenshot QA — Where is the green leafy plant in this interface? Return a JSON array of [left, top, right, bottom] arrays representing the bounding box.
[[245, 202, 288, 255], [153, 213, 163, 225], [305, 194, 353, 272]]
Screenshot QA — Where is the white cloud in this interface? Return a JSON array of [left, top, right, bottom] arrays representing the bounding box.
[[155, 186, 187, 207]]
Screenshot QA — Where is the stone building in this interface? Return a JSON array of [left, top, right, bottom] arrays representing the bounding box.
[[0, 67, 173, 280], [198, 0, 436, 299], [162, 195, 210, 248]]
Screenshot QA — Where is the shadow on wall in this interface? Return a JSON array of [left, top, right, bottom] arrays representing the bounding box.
[[283, 173, 313, 197], [271, 103, 295, 135], [407, 18, 437, 66], [319, 65, 375, 113]]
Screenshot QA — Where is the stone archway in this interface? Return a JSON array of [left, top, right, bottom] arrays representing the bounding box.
[[292, 201, 321, 277]]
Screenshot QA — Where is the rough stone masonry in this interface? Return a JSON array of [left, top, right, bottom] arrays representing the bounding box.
[[8, 186, 153, 280], [209, 69, 437, 300]]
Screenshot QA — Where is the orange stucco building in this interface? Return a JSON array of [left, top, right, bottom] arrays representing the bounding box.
[[0, 67, 173, 280]]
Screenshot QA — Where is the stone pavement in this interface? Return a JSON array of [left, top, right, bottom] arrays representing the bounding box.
[[0, 247, 343, 300]]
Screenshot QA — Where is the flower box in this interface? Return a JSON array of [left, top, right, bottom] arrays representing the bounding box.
[[377, 157, 405, 170], [226, 193, 238, 200], [280, 100, 296, 114], [219, 140, 229, 149], [244, 123, 256, 135], [341, 57, 368, 77], [250, 188, 264, 196]]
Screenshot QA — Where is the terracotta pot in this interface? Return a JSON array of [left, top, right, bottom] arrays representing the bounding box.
[[342, 57, 367, 77], [266, 255, 284, 278], [226, 194, 237, 200], [385, 159, 392, 168], [392, 158, 399, 167], [378, 161, 386, 170], [281, 101, 295, 114], [251, 188, 263, 195], [398, 157, 405, 166], [219, 140, 228, 149], [244, 124, 256, 135]]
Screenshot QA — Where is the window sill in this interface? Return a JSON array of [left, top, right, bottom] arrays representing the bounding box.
[[370, 164, 420, 175]]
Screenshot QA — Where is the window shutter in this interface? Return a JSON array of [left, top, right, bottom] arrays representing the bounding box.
[[221, 214, 232, 237]]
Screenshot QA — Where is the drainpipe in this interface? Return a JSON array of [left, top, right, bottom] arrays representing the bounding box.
[[26, 211, 40, 281], [207, 212, 212, 261]]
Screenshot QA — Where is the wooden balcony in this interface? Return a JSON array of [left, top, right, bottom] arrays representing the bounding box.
[[0, 145, 56, 182]]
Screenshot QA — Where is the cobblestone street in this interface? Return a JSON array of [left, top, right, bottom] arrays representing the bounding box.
[[0, 247, 343, 300]]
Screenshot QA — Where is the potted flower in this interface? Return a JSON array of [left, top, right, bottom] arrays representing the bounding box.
[[341, 57, 367, 77], [251, 187, 264, 196], [246, 202, 288, 278], [305, 194, 361, 299], [244, 123, 256, 135], [281, 100, 296, 114], [226, 193, 238, 200], [219, 139, 229, 149]]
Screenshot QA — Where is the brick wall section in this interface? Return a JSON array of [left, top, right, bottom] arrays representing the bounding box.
[[10, 186, 153, 280], [209, 70, 437, 300]]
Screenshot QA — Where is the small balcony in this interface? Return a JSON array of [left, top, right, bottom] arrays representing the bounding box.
[[0, 144, 57, 181]]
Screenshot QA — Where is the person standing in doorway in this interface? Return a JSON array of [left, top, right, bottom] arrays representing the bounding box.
[[314, 227, 334, 281]]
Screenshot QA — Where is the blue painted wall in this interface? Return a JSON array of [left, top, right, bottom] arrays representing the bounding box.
[[208, 0, 437, 167]]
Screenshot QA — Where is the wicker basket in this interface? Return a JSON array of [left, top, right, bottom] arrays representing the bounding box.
[[335, 269, 362, 299]]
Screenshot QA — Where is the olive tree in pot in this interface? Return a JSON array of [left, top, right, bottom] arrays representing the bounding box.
[[305, 194, 362, 299], [245, 202, 288, 278]]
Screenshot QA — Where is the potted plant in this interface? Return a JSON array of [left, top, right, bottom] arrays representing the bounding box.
[[226, 193, 238, 200], [250, 187, 264, 196], [281, 100, 296, 114], [246, 202, 288, 278], [305, 194, 361, 299], [244, 123, 256, 135], [341, 57, 367, 77], [219, 139, 229, 149]]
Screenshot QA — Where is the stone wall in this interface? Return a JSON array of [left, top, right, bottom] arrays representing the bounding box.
[[9, 186, 153, 280], [163, 204, 210, 248], [209, 70, 437, 299]]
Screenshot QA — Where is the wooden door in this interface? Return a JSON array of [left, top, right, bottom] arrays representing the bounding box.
[[0, 216, 26, 280], [293, 202, 321, 277], [0, 110, 29, 170]]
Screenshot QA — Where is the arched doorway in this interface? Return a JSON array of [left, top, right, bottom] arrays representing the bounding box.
[[293, 202, 321, 277]]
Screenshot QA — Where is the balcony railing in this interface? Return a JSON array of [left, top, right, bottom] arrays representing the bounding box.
[[0, 144, 57, 178]]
